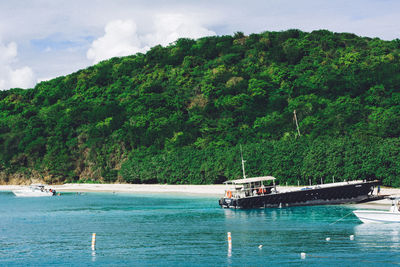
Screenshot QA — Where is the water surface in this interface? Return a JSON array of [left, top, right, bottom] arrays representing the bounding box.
[[0, 191, 399, 266]]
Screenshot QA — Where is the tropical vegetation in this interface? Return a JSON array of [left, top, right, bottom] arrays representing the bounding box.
[[1, 29, 400, 186]]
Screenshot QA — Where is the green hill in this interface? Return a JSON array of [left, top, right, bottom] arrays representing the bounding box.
[[1, 29, 400, 186]]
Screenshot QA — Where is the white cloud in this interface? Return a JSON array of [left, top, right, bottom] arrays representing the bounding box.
[[87, 14, 216, 64], [143, 14, 216, 47], [0, 40, 35, 90], [0, 41, 17, 63], [87, 19, 146, 64], [9, 66, 35, 88], [37, 77, 54, 83]]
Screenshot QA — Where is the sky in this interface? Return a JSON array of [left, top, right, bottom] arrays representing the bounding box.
[[0, 0, 399, 90]]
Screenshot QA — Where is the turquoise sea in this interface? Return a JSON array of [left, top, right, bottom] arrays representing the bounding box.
[[1, 191, 399, 266]]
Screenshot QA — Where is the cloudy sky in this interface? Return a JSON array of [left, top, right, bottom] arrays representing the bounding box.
[[0, 0, 399, 90]]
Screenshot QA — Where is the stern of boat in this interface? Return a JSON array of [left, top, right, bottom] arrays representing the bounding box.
[[219, 197, 238, 208]]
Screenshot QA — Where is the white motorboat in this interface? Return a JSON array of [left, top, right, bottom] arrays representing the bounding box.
[[12, 184, 56, 197], [353, 197, 400, 223]]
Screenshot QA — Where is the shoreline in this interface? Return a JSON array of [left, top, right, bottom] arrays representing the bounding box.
[[2, 184, 400, 207], [0, 184, 228, 196]]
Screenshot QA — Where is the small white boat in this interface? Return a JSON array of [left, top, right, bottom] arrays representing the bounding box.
[[12, 184, 56, 197], [353, 197, 400, 223]]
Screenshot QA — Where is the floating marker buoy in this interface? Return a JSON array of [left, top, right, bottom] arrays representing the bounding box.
[[350, 235, 354, 240], [301, 252, 306, 259], [258, 245, 263, 249], [326, 237, 331, 241], [91, 233, 96, 250]]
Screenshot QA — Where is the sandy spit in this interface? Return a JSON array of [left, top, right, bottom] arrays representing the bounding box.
[[0, 184, 227, 196], [1, 184, 400, 207]]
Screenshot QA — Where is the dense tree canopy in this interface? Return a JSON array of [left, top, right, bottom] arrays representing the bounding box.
[[1, 29, 400, 186]]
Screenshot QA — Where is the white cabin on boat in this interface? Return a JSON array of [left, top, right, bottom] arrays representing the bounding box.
[[223, 176, 277, 199]]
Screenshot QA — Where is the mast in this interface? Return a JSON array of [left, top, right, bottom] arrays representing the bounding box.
[[293, 110, 301, 137], [240, 145, 246, 179]]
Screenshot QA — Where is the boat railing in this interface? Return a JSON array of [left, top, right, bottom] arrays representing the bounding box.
[[225, 186, 274, 199]]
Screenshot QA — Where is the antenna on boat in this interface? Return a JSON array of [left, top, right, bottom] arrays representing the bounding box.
[[240, 145, 246, 179]]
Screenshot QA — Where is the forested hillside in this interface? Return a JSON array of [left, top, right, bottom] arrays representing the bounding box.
[[1, 29, 400, 186]]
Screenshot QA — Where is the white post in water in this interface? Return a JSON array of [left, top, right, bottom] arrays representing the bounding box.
[[350, 235, 354, 240], [91, 233, 96, 250], [227, 232, 232, 257], [301, 252, 306, 259]]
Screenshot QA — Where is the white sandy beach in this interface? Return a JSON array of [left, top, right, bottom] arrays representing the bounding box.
[[0, 184, 227, 196], [1, 184, 399, 209], [1, 183, 400, 200]]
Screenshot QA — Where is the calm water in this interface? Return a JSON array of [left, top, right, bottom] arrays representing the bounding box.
[[1, 191, 400, 266]]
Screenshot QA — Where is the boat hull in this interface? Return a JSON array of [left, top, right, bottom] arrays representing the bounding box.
[[353, 210, 400, 223], [12, 190, 55, 197], [219, 180, 381, 209]]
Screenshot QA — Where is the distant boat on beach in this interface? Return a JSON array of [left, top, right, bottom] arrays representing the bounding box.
[[12, 184, 56, 197]]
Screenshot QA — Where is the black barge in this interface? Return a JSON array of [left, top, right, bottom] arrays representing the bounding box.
[[219, 177, 382, 209]]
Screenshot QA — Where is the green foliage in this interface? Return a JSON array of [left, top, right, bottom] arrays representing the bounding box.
[[1, 29, 400, 186], [119, 137, 400, 186]]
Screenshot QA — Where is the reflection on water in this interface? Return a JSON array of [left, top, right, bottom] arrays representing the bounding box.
[[91, 251, 96, 262], [223, 205, 352, 225], [355, 223, 400, 249], [222, 206, 400, 265]]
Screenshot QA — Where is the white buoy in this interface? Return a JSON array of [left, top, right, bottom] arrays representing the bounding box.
[[301, 252, 306, 259], [258, 245, 263, 249], [350, 235, 354, 240], [326, 237, 331, 241], [91, 233, 96, 250]]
